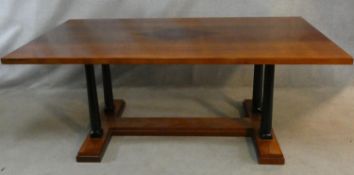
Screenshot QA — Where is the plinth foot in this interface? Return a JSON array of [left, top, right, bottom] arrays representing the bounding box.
[[243, 99, 285, 165], [76, 99, 125, 162]]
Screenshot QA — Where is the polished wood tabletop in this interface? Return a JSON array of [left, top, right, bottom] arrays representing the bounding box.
[[1, 17, 352, 64]]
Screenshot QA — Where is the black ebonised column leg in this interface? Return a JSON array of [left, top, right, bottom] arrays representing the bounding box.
[[252, 65, 264, 113], [259, 65, 275, 139], [102, 64, 115, 113], [84, 64, 103, 138]]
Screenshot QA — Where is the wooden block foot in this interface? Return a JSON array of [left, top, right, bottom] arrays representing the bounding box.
[[76, 99, 125, 162], [243, 99, 285, 165]]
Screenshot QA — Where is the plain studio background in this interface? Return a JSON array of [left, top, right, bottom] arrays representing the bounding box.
[[1, 1, 354, 175], [0, 0, 354, 88]]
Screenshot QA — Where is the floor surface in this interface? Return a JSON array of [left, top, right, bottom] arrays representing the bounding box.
[[0, 87, 353, 175]]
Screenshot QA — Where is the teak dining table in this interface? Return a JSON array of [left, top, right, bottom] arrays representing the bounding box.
[[1, 17, 353, 165]]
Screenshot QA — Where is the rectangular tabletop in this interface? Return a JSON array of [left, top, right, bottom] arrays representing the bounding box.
[[1, 17, 352, 64]]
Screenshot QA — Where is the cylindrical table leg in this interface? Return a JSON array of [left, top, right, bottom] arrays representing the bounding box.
[[252, 65, 264, 113], [85, 64, 103, 138], [259, 65, 275, 139], [102, 64, 115, 113]]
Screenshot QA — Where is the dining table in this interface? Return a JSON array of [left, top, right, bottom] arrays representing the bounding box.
[[1, 17, 352, 165]]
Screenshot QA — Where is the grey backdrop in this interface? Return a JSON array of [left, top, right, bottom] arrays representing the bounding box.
[[1, 0, 353, 89]]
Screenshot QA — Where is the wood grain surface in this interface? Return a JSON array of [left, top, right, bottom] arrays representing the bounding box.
[[2, 17, 352, 64]]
